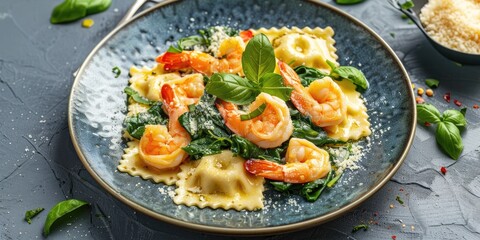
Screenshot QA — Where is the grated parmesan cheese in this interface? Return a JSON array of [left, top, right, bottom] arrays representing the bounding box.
[[420, 0, 480, 54]]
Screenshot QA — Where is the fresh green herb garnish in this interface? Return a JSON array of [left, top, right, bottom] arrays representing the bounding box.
[[335, 0, 366, 5], [395, 195, 404, 204], [294, 65, 328, 87], [417, 103, 466, 159], [327, 60, 369, 92], [124, 86, 156, 105], [124, 103, 168, 139], [301, 170, 334, 202], [401, 0, 414, 10], [425, 79, 439, 88], [25, 207, 44, 224], [43, 199, 89, 236], [206, 34, 292, 103], [294, 63, 369, 92], [50, 0, 112, 24], [240, 103, 267, 121], [167, 26, 238, 53], [112, 66, 121, 78], [327, 171, 343, 187], [390, 32, 396, 38], [352, 224, 369, 233]]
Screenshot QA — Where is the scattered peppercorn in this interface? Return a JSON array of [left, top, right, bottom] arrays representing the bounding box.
[[474, 104, 479, 109], [417, 88, 424, 95], [392, 236, 397, 240], [440, 166, 447, 175], [454, 99, 462, 107], [416, 96, 425, 104], [424, 122, 431, 126], [426, 89, 434, 97], [444, 92, 451, 103]]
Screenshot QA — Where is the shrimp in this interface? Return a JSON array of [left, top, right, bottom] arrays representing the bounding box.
[[156, 36, 245, 76], [216, 93, 293, 149], [278, 61, 347, 127], [138, 84, 191, 170], [244, 138, 331, 183], [168, 73, 205, 106]]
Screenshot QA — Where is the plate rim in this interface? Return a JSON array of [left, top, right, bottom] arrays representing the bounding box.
[[68, 0, 417, 235]]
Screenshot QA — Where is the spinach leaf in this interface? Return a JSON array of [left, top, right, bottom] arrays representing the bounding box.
[[300, 170, 333, 202], [242, 34, 276, 83], [50, 0, 111, 24], [292, 119, 343, 146], [417, 103, 442, 124], [327, 171, 343, 187], [167, 26, 238, 53], [327, 60, 369, 92], [124, 103, 168, 139], [25, 207, 44, 224], [294, 65, 328, 87], [124, 87, 156, 105], [179, 93, 230, 139], [182, 135, 230, 160], [436, 121, 463, 160], [43, 199, 89, 236], [230, 135, 285, 163], [259, 73, 293, 101], [205, 73, 260, 105], [270, 182, 293, 192]]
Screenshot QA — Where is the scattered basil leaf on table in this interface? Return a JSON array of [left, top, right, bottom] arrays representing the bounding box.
[[352, 224, 369, 232], [112, 66, 121, 78], [416, 103, 442, 124], [124, 87, 157, 106], [335, 0, 366, 5], [436, 121, 463, 160], [417, 103, 466, 160], [43, 199, 89, 236], [400, 0, 415, 10], [50, 0, 112, 24], [25, 207, 45, 224], [425, 78, 440, 88], [395, 195, 404, 204]]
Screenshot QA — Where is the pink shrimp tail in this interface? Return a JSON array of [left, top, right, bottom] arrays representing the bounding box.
[[161, 84, 177, 113], [244, 160, 284, 181], [278, 61, 300, 85]]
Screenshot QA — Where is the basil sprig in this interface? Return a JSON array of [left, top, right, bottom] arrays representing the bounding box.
[[417, 103, 466, 160], [43, 199, 89, 236], [205, 34, 292, 104], [50, 0, 112, 24]]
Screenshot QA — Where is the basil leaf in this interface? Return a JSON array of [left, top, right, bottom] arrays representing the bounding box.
[[205, 73, 259, 105], [425, 78, 440, 88], [416, 103, 441, 124], [124, 103, 168, 139], [328, 60, 369, 92], [294, 65, 328, 87], [43, 199, 89, 236], [240, 103, 267, 121], [124, 86, 156, 105], [258, 73, 293, 101], [335, 0, 365, 5], [242, 34, 276, 83], [401, 0, 414, 10], [442, 109, 467, 128], [179, 93, 230, 139], [352, 224, 369, 233], [85, 0, 112, 15], [436, 121, 463, 160], [460, 107, 467, 116], [50, 0, 111, 24], [25, 207, 44, 224], [50, 0, 88, 24]]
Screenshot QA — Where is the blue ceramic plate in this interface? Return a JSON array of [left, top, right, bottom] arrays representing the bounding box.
[[69, 0, 416, 235]]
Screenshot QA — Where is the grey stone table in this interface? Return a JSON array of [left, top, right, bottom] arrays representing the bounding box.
[[1, 0, 479, 239]]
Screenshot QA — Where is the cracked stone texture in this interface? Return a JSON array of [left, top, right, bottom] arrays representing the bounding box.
[[0, 0, 479, 239]]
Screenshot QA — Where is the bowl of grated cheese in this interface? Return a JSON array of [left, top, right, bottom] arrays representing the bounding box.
[[391, 0, 480, 65]]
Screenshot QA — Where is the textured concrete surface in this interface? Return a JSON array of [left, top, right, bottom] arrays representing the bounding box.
[[1, 0, 479, 239]]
